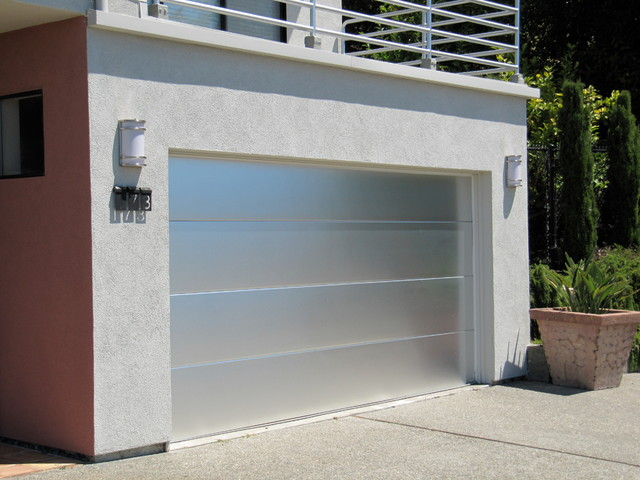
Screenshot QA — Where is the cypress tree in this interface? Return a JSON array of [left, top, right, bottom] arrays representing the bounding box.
[[601, 91, 640, 246], [557, 81, 598, 260]]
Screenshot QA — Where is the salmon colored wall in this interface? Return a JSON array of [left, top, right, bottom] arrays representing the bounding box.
[[0, 17, 94, 455]]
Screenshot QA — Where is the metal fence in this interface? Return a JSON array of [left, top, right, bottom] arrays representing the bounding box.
[[150, 0, 520, 76], [527, 144, 608, 266]]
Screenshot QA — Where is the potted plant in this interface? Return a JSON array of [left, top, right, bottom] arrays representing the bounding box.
[[529, 256, 640, 390]]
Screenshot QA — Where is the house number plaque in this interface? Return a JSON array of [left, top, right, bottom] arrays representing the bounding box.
[[113, 186, 152, 212]]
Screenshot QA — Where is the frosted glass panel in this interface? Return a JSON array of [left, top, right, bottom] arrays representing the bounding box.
[[170, 221, 473, 293], [171, 277, 473, 367], [170, 157, 472, 222], [172, 332, 474, 441]]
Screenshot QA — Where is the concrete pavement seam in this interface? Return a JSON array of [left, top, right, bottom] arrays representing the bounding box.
[[352, 415, 640, 469]]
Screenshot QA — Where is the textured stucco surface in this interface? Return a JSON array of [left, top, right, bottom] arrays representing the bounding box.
[[0, 18, 94, 454], [87, 24, 531, 451], [104, 0, 140, 16]]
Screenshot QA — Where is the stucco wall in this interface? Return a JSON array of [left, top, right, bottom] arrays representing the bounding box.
[[86, 24, 531, 452], [0, 18, 94, 455]]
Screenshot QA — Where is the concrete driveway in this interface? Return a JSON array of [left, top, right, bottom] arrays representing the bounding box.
[[25, 374, 640, 480]]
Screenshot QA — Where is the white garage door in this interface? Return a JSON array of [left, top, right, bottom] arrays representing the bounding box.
[[170, 156, 475, 441]]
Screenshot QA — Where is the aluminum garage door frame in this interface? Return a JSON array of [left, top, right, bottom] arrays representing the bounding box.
[[169, 154, 479, 442]]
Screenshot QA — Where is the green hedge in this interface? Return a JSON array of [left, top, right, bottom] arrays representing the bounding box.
[[595, 246, 640, 309], [596, 246, 640, 371]]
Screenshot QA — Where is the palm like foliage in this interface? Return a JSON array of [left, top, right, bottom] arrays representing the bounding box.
[[544, 255, 632, 314]]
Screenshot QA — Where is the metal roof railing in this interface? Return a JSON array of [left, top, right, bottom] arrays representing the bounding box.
[[150, 0, 519, 77]]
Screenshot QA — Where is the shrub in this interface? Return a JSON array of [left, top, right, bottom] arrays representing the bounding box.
[[595, 246, 640, 309], [557, 81, 598, 260], [600, 91, 640, 247], [594, 247, 640, 372], [530, 263, 560, 340], [530, 263, 560, 308]]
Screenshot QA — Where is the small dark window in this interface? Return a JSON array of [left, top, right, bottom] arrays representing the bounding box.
[[164, 0, 287, 43], [0, 90, 44, 179]]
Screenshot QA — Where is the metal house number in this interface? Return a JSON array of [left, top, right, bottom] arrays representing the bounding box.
[[113, 186, 152, 212]]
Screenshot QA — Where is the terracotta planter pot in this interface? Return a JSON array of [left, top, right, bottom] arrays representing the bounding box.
[[529, 308, 640, 390]]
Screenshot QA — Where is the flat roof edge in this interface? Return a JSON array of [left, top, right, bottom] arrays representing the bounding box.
[[87, 10, 539, 100]]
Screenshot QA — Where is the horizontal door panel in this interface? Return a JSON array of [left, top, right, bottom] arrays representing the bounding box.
[[171, 277, 473, 367], [170, 221, 473, 293], [169, 157, 472, 222], [171, 331, 474, 441]]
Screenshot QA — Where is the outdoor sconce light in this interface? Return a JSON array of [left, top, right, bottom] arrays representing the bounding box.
[[506, 155, 523, 187], [119, 119, 147, 167]]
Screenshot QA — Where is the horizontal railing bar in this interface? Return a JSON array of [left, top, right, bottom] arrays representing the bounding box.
[[349, 45, 514, 70], [345, 5, 511, 29], [162, 0, 313, 32], [459, 67, 514, 76], [343, 28, 515, 53], [395, 60, 513, 76], [429, 49, 513, 67], [431, 8, 517, 32], [433, 0, 518, 13], [369, 0, 517, 31], [432, 11, 515, 28], [323, 27, 437, 56], [354, 25, 514, 42], [348, 26, 515, 48], [353, 27, 414, 39], [429, 28, 515, 49], [350, 41, 513, 60]]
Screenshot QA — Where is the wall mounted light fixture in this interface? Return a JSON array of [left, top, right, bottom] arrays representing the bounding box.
[[506, 155, 523, 187], [119, 119, 147, 167]]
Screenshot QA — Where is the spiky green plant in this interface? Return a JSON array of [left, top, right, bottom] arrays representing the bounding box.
[[544, 255, 632, 314]]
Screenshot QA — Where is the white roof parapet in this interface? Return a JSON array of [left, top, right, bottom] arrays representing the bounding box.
[[88, 8, 538, 99]]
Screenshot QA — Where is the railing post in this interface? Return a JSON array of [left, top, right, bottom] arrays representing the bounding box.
[[509, 0, 523, 82], [421, 10, 426, 61], [421, 0, 436, 70], [304, 0, 322, 49], [149, 0, 168, 19], [427, 0, 432, 66], [311, 0, 317, 37], [514, 0, 520, 74]]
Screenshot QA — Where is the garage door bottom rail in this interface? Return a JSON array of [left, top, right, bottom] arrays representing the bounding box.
[[171, 381, 476, 444]]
